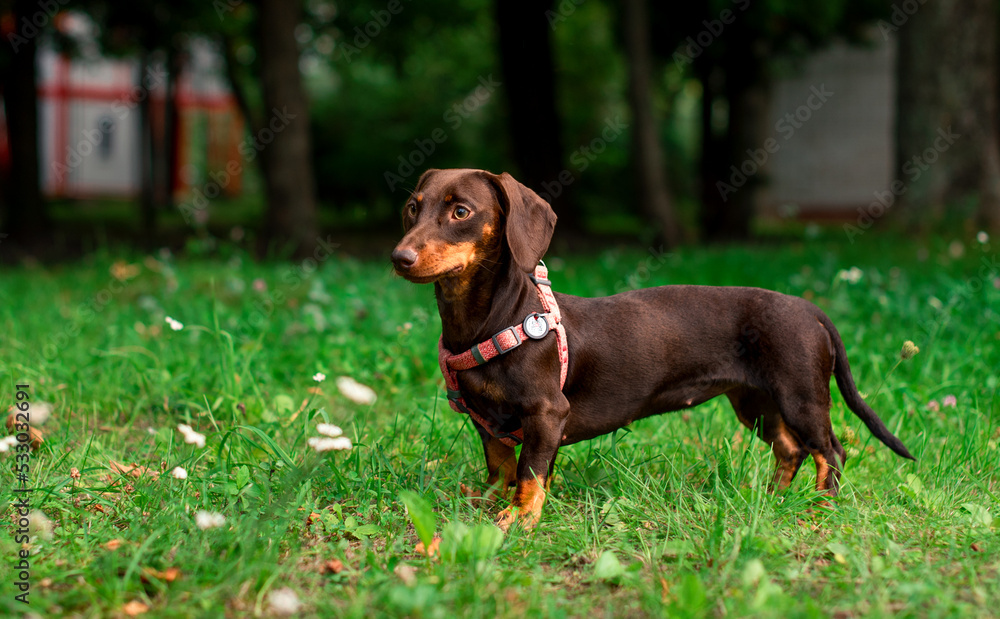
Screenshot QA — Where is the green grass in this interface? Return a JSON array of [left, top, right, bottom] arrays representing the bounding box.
[[0, 228, 998, 618]]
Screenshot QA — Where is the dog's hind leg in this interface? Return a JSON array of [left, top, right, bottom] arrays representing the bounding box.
[[830, 433, 847, 479], [545, 448, 559, 491], [808, 428, 845, 497], [777, 397, 845, 497], [727, 388, 806, 491]]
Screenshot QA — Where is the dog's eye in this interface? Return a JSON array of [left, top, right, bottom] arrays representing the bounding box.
[[453, 206, 471, 220], [407, 203, 417, 216]]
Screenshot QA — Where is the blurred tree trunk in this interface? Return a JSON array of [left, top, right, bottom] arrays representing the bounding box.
[[896, 0, 1000, 233], [970, 0, 1000, 233], [622, 0, 681, 248], [257, 0, 318, 256], [221, 35, 255, 132], [163, 48, 183, 214], [698, 41, 769, 243], [696, 61, 726, 243], [495, 0, 578, 231], [722, 71, 770, 241], [0, 0, 47, 239]]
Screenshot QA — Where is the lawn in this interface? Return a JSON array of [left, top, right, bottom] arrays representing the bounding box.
[[0, 228, 998, 618]]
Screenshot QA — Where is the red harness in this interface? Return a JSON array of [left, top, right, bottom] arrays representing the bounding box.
[[438, 263, 569, 447]]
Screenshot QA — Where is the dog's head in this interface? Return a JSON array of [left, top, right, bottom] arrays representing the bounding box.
[[391, 169, 557, 283]]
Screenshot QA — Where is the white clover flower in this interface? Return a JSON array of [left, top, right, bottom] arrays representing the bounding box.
[[195, 510, 226, 530], [336, 376, 377, 405], [316, 423, 343, 438], [307, 436, 353, 452], [165, 316, 184, 331], [30, 401, 53, 426], [948, 240, 965, 258], [0, 435, 18, 453], [312, 372, 326, 383], [267, 587, 302, 616], [171, 467, 188, 480], [977, 231, 989, 244], [177, 424, 206, 448], [835, 267, 863, 285], [28, 510, 54, 540]]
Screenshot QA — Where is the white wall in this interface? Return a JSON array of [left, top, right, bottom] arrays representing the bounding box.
[[759, 36, 895, 218]]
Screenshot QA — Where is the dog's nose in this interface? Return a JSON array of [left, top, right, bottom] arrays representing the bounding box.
[[392, 247, 418, 270]]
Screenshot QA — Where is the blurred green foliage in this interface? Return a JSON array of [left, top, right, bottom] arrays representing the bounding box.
[[52, 0, 894, 235]]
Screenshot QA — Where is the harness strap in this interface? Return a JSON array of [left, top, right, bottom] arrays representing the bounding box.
[[438, 263, 569, 446]]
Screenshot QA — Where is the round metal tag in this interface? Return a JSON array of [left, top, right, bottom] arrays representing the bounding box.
[[523, 313, 550, 339]]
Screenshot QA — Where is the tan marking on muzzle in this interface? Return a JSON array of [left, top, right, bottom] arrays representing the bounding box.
[[407, 240, 477, 280]]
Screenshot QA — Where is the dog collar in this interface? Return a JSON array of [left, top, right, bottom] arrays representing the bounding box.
[[437, 262, 569, 447]]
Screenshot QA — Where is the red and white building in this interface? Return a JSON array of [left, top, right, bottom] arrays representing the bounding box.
[[4, 34, 243, 200]]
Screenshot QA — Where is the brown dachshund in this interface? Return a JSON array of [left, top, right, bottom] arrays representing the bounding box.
[[391, 168, 914, 530]]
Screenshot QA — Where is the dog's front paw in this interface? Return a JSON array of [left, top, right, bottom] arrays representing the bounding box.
[[496, 505, 540, 532], [496, 506, 518, 532]]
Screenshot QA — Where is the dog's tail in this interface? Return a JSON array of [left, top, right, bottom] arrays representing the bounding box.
[[816, 311, 916, 461]]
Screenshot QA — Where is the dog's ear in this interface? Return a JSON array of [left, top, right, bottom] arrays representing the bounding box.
[[484, 171, 557, 272]]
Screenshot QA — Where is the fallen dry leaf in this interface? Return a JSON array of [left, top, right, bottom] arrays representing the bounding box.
[[322, 559, 344, 574], [6, 404, 54, 431], [103, 539, 122, 551], [109, 461, 160, 480], [459, 483, 482, 498], [414, 537, 441, 558], [971, 542, 982, 552], [122, 600, 149, 616], [141, 567, 181, 583], [305, 512, 322, 527], [287, 398, 310, 424], [3, 423, 46, 449]]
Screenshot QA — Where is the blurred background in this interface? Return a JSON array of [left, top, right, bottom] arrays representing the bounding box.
[[0, 0, 998, 260]]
